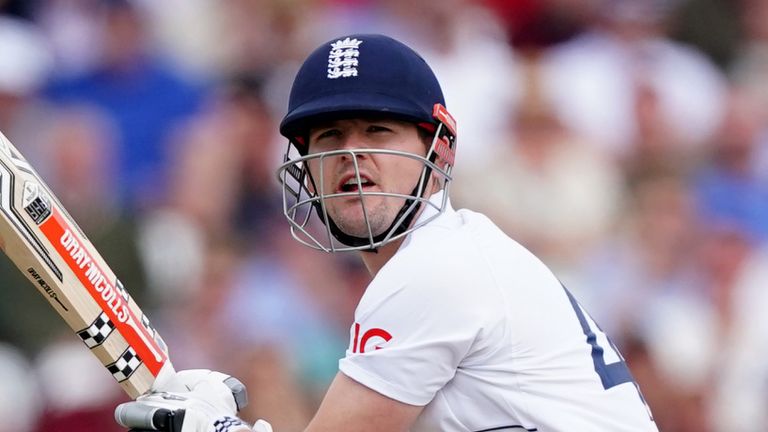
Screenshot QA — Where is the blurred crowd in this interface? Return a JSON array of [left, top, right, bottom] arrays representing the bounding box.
[[0, 0, 766, 431]]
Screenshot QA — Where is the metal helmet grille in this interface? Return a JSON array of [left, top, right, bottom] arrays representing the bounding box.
[[277, 131, 454, 252]]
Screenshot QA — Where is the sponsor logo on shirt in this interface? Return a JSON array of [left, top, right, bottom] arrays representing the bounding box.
[[351, 322, 392, 353]]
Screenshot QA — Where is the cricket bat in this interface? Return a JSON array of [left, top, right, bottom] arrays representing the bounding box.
[[0, 132, 248, 432], [0, 130, 176, 400], [0, 131, 248, 430]]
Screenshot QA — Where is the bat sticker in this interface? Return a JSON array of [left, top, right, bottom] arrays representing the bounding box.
[[107, 346, 142, 382], [26, 267, 68, 311], [0, 159, 62, 281], [41, 208, 168, 374], [22, 181, 52, 224], [77, 311, 116, 348]]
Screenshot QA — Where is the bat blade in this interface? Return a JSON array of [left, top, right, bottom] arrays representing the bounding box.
[[0, 130, 174, 399]]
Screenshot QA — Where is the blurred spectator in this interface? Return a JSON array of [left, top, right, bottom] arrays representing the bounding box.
[[692, 87, 768, 242], [732, 0, 768, 123], [733, 0, 768, 188], [573, 171, 707, 431], [641, 222, 759, 432], [222, 234, 356, 429], [215, 0, 317, 74], [708, 243, 768, 431], [621, 70, 702, 187], [220, 74, 284, 237], [33, 339, 124, 432], [0, 15, 52, 108], [0, 257, 70, 354], [619, 333, 713, 432], [137, 73, 281, 299], [540, 0, 727, 158], [239, 345, 313, 431], [0, 14, 55, 163], [482, 0, 595, 49], [0, 343, 40, 432], [134, 0, 228, 79], [34, 0, 106, 77], [138, 0, 318, 80], [372, 0, 521, 170], [669, 0, 741, 69], [0, 15, 57, 352], [44, 0, 206, 211], [135, 117, 239, 305], [574, 171, 699, 342], [453, 55, 622, 271]]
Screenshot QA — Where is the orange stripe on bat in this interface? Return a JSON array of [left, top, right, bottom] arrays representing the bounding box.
[[40, 208, 166, 375]]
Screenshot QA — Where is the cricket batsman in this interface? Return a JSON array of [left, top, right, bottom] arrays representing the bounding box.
[[115, 34, 658, 432]]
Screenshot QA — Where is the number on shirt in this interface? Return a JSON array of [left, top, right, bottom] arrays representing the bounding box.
[[562, 287, 654, 421], [563, 288, 633, 390]]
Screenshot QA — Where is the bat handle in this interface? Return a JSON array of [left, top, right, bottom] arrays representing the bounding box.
[[115, 404, 185, 432], [115, 376, 248, 431]]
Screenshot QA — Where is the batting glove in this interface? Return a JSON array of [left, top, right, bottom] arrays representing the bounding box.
[[115, 369, 252, 432], [251, 420, 274, 432]]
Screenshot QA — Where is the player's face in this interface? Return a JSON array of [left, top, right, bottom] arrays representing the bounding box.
[[306, 118, 431, 238]]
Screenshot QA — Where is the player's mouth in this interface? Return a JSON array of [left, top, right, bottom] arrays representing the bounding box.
[[336, 173, 377, 193]]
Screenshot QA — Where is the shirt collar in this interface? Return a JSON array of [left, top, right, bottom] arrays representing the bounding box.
[[411, 189, 457, 230]]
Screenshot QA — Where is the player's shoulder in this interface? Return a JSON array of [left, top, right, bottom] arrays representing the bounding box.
[[384, 208, 491, 276], [433, 206, 551, 274], [360, 210, 490, 311], [438, 207, 566, 303], [371, 205, 553, 304]]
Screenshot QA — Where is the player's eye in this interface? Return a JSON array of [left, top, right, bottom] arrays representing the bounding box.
[[367, 125, 392, 133], [314, 129, 341, 141]]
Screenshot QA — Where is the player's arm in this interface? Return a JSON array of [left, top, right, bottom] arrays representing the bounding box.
[[113, 370, 421, 432], [304, 372, 423, 432]]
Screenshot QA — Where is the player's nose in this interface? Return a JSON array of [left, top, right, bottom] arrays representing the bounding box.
[[338, 131, 365, 150], [337, 131, 369, 159]]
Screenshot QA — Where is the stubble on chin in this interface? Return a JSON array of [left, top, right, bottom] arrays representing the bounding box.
[[328, 198, 393, 238]]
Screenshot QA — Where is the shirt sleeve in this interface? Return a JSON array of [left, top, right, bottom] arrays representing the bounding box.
[[339, 264, 498, 406]]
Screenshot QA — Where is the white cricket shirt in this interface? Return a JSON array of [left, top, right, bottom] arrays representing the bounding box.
[[339, 192, 658, 431]]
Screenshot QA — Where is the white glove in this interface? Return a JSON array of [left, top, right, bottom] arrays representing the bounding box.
[[252, 420, 273, 432], [115, 369, 252, 432]]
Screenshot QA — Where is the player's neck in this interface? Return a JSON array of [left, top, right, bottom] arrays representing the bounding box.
[[359, 185, 440, 275], [359, 238, 404, 276]]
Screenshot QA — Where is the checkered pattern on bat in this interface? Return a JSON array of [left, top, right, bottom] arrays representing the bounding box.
[[77, 312, 115, 348], [107, 347, 142, 382]]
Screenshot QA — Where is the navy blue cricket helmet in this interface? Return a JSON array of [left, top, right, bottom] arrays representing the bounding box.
[[276, 34, 458, 252], [279, 34, 447, 141]]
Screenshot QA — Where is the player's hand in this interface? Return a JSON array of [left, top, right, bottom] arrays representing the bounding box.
[[114, 369, 251, 432]]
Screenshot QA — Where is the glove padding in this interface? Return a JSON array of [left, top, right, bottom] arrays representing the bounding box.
[[115, 369, 251, 432]]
